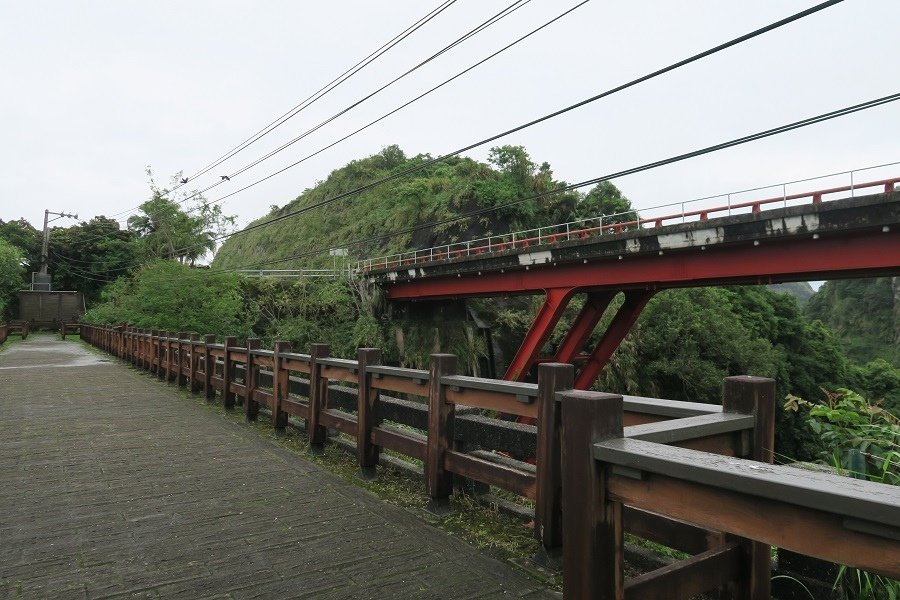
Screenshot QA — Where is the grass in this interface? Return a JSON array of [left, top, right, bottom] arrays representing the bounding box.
[[0, 333, 25, 353]]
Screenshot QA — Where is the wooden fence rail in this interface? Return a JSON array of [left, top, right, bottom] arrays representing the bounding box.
[[77, 324, 898, 596], [0, 321, 29, 343], [559, 381, 900, 599]]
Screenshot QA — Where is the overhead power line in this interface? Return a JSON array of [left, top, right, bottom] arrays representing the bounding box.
[[183, 0, 461, 186], [74, 0, 532, 245], [230, 91, 900, 270], [74, 0, 849, 274], [198, 0, 590, 211], [217, 0, 536, 184], [173, 0, 536, 205], [104, 0, 460, 222], [203, 0, 846, 245]]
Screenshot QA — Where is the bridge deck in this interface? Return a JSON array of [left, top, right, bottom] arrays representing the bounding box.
[[0, 335, 552, 599]]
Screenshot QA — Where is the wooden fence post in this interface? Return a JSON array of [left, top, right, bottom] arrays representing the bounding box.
[[189, 334, 201, 392], [559, 389, 624, 600], [223, 336, 238, 409], [356, 347, 382, 479], [271, 340, 292, 431], [150, 330, 159, 375], [244, 338, 261, 421], [143, 329, 151, 371], [534, 362, 575, 567], [160, 331, 170, 380], [308, 343, 330, 453], [723, 376, 776, 600], [177, 332, 188, 386], [426, 353, 457, 514], [204, 334, 216, 401]]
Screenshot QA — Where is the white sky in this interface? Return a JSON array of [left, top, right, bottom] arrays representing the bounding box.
[[1, 0, 898, 247]]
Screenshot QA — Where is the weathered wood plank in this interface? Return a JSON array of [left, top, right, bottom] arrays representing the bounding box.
[[623, 542, 741, 600], [371, 375, 429, 397], [445, 450, 536, 499], [320, 409, 357, 436], [444, 388, 538, 419], [623, 507, 725, 556], [371, 426, 426, 461], [607, 470, 900, 579], [594, 438, 900, 529]]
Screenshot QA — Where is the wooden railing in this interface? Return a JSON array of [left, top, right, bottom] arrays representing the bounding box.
[[0, 321, 29, 343], [80, 324, 764, 562], [559, 379, 900, 599], [76, 324, 897, 596]]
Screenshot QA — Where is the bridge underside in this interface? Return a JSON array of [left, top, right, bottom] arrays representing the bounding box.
[[374, 192, 900, 388]]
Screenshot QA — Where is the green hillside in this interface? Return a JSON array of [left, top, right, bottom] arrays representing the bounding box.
[[806, 277, 900, 367], [213, 145, 631, 270]]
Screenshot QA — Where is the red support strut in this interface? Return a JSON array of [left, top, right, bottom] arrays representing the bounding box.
[[574, 289, 655, 390], [504, 287, 576, 381], [553, 291, 616, 364]]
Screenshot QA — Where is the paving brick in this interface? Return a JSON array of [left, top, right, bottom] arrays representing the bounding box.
[[0, 335, 555, 598]]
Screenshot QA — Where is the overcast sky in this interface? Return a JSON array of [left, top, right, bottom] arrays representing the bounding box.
[[1, 0, 898, 249]]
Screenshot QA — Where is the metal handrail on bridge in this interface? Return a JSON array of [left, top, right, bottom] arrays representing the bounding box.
[[358, 166, 899, 273], [235, 268, 348, 279]]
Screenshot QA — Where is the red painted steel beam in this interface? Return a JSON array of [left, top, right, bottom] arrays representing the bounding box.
[[503, 287, 576, 381], [383, 231, 900, 300], [553, 291, 617, 364], [574, 290, 655, 390]]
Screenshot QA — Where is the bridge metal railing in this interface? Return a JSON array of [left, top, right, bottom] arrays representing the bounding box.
[[357, 162, 900, 273], [235, 268, 349, 279]]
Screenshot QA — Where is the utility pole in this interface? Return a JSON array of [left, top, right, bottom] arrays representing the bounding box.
[[40, 209, 78, 274]]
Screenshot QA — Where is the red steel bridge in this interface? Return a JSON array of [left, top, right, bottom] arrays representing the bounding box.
[[360, 177, 900, 390]]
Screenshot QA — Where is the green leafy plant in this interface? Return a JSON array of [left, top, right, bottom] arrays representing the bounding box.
[[785, 389, 900, 598], [784, 388, 899, 484]]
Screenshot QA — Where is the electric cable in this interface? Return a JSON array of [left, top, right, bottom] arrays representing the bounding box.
[[68, 0, 850, 272], [103, 0, 459, 221], [228, 91, 900, 270], [183, 0, 461, 186], [193, 0, 848, 242]]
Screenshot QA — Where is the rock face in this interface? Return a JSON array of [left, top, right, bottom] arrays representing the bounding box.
[[806, 277, 899, 366], [767, 282, 816, 305]]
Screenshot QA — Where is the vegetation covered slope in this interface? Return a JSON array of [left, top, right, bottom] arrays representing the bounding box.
[[806, 277, 900, 367], [213, 145, 630, 270]]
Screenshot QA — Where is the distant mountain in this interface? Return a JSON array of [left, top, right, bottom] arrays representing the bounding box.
[[767, 282, 815, 305]]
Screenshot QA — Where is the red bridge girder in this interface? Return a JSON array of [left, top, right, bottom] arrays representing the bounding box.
[[379, 193, 900, 389]]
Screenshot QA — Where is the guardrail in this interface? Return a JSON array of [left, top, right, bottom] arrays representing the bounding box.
[[0, 321, 29, 343], [358, 168, 900, 273], [559, 380, 900, 599], [79, 324, 899, 594], [235, 269, 349, 279], [60, 322, 80, 339]]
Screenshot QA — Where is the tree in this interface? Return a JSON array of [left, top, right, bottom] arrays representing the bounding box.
[[82, 260, 249, 335], [0, 218, 40, 284], [48, 217, 136, 300], [128, 170, 235, 265], [575, 181, 636, 224], [0, 239, 24, 318]]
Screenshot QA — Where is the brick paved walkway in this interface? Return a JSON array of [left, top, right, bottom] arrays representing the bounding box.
[[0, 335, 554, 599]]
